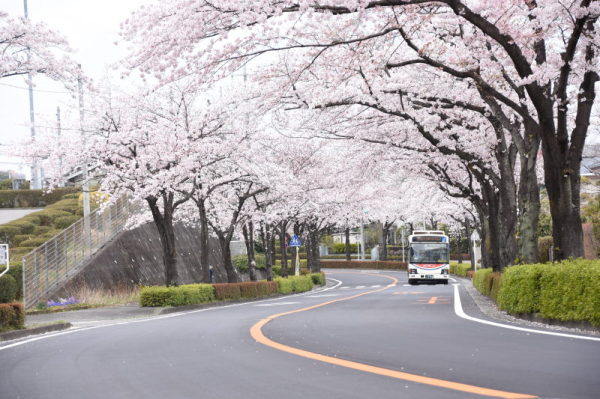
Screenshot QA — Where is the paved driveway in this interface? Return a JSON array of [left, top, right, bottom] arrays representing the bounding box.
[[0, 208, 43, 224]]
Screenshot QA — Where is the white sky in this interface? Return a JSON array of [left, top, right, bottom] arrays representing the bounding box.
[[0, 0, 148, 176]]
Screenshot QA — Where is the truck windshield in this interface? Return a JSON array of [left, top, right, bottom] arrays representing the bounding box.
[[409, 243, 449, 263]]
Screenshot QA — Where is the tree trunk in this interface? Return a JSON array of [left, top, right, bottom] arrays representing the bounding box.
[[307, 227, 321, 273], [456, 230, 463, 264], [242, 221, 257, 281], [279, 220, 288, 277], [260, 223, 274, 281], [517, 149, 541, 263], [380, 222, 391, 261], [217, 234, 238, 283], [345, 227, 351, 261], [197, 198, 210, 283], [147, 195, 178, 286]]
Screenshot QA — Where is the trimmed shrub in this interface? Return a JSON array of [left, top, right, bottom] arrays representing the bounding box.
[[310, 272, 326, 286], [33, 225, 52, 235], [320, 260, 407, 270], [213, 283, 242, 300], [274, 259, 308, 268], [0, 303, 25, 332], [13, 234, 33, 247], [331, 243, 358, 254], [497, 264, 545, 314], [35, 209, 72, 225], [0, 274, 18, 302], [0, 187, 79, 208], [239, 282, 259, 298], [290, 275, 313, 293], [7, 264, 23, 300], [449, 262, 471, 277], [472, 268, 493, 296], [8, 221, 35, 235], [537, 261, 600, 326], [256, 281, 278, 296], [489, 272, 502, 302], [54, 215, 80, 229], [275, 277, 294, 294], [139, 284, 215, 307], [19, 237, 50, 248], [47, 198, 80, 214], [0, 225, 21, 243]]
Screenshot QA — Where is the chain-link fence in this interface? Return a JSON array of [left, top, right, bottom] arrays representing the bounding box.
[[22, 196, 132, 309]]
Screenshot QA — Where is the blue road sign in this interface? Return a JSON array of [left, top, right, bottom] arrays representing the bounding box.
[[289, 235, 302, 247]]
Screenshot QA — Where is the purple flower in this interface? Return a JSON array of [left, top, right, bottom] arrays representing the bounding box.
[[47, 296, 79, 307]]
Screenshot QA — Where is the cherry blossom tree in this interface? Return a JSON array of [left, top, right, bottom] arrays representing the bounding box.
[[121, 0, 599, 264], [0, 11, 81, 85]]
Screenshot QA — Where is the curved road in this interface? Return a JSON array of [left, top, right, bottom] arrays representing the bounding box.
[[1, 270, 599, 399]]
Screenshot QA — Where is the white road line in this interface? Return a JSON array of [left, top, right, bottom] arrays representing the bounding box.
[[453, 284, 600, 342], [0, 278, 345, 352], [340, 286, 350, 289], [370, 285, 381, 288], [255, 302, 300, 307], [355, 285, 366, 289], [307, 294, 340, 298]]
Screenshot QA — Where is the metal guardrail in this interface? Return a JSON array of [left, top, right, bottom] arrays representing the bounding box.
[[22, 196, 132, 309]]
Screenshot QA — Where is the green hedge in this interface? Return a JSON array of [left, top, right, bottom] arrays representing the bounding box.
[[275, 277, 294, 294], [0, 187, 79, 208], [54, 215, 80, 229], [0, 303, 25, 332], [310, 272, 326, 285], [139, 284, 215, 307], [291, 275, 313, 292], [450, 262, 472, 277], [0, 225, 20, 242], [473, 268, 493, 296], [331, 243, 358, 254], [140, 281, 280, 307], [497, 260, 600, 325], [320, 260, 407, 270], [7, 264, 23, 300], [0, 274, 18, 302]]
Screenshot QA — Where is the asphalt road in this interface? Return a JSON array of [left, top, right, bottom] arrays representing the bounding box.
[[1, 270, 599, 399]]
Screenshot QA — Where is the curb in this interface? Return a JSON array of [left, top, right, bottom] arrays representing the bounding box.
[[0, 322, 72, 342]]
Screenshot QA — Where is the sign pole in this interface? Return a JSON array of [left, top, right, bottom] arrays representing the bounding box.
[[295, 246, 300, 276]]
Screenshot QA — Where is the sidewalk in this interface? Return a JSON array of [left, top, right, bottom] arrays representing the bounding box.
[[25, 304, 163, 329]]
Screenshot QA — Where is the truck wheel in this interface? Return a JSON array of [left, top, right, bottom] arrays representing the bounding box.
[[408, 279, 417, 286]]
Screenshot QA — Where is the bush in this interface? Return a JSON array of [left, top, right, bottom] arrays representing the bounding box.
[[33, 225, 52, 235], [0, 187, 79, 208], [472, 268, 493, 296], [34, 209, 72, 225], [47, 198, 80, 214], [13, 234, 33, 247], [320, 260, 407, 270], [310, 272, 326, 286], [449, 262, 471, 277], [0, 274, 18, 302], [8, 221, 35, 235], [0, 303, 25, 332], [0, 225, 21, 243], [213, 283, 242, 300], [290, 275, 313, 293], [275, 277, 294, 294], [497, 264, 545, 314], [54, 215, 80, 229], [233, 254, 267, 272], [7, 264, 23, 300], [331, 243, 358, 254], [537, 260, 600, 326], [140, 284, 215, 307], [19, 237, 50, 248], [274, 259, 308, 268], [239, 282, 259, 298]]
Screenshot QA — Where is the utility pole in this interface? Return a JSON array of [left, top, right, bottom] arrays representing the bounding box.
[[23, 0, 40, 189]]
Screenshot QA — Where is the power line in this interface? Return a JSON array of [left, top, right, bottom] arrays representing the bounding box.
[[0, 81, 72, 95]]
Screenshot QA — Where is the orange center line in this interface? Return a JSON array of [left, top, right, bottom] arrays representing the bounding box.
[[428, 296, 438, 304], [249, 272, 538, 399]]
